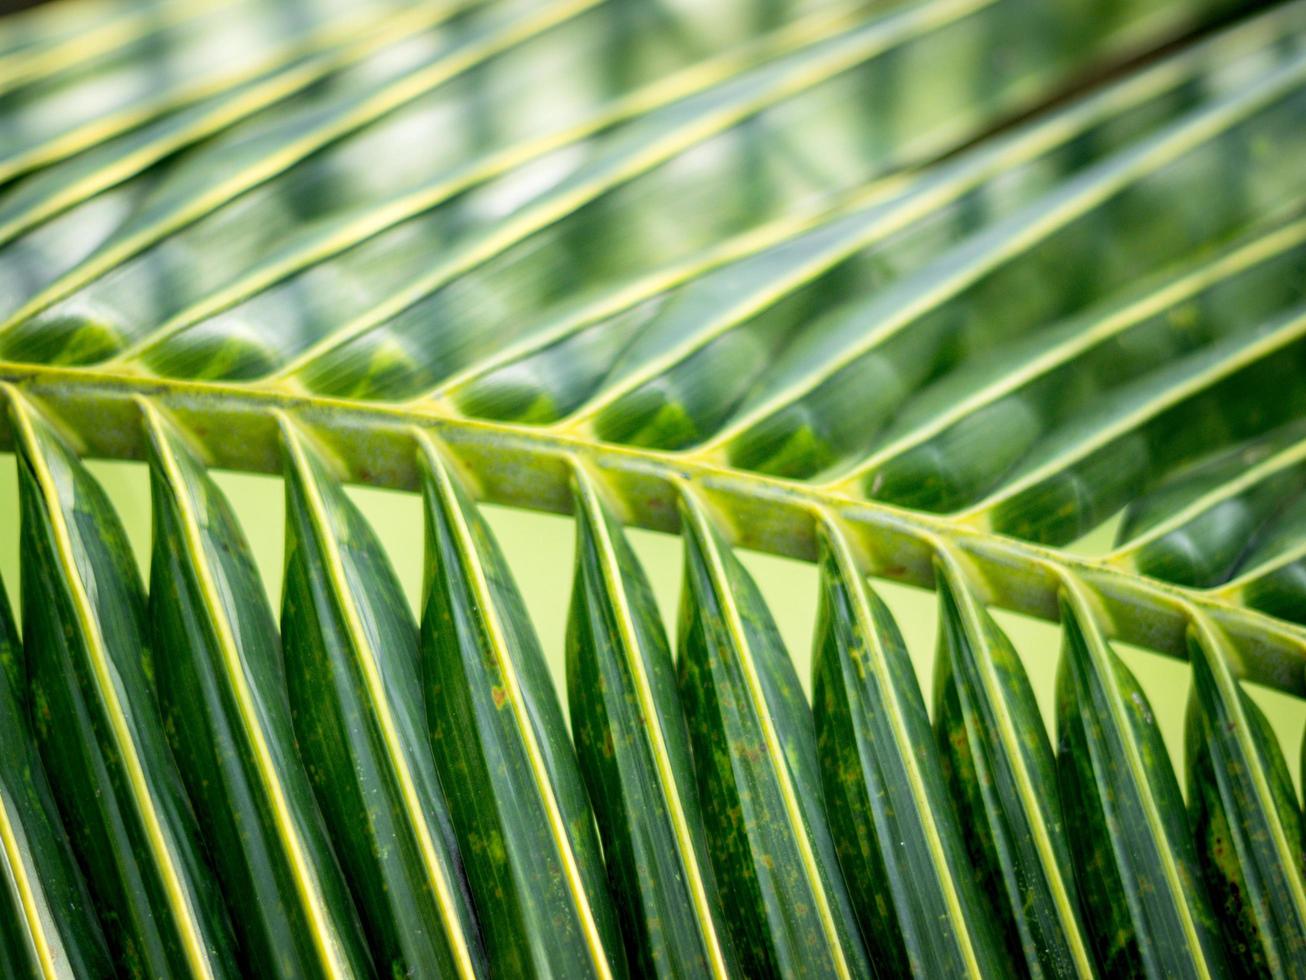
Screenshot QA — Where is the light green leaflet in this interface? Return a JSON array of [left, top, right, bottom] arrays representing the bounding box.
[[0, 0, 435, 184], [0, 0, 592, 336], [279, 417, 484, 978], [566, 463, 734, 977], [0, 2, 458, 249], [142, 401, 372, 978]]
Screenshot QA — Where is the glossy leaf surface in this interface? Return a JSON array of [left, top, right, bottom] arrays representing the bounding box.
[[566, 464, 735, 978], [418, 434, 626, 979], [1185, 615, 1306, 978], [812, 520, 1006, 977], [1056, 575, 1227, 978], [677, 488, 871, 979], [932, 547, 1093, 978], [0, 574, 112, 980], [6, 386, 239, 979], [280, 419, 485, 979]]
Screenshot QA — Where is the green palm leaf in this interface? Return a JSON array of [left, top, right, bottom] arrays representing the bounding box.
[[0, 575, 112, 980], [2, 0, 1306, 975], [279, 418, 485, 978]]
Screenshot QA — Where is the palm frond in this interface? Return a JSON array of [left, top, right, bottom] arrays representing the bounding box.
[[1, 0, 1305, 976]]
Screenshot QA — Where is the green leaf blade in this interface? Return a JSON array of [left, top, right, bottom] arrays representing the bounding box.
[[142, 403, 373, 979], [0, 573, 113, 980], [279, 418, 486, 979], [1056, 575, 1228, 978], [5, 386, 239, 980], [418, 433, 626, 979], [566, 464, 735, 978], [812, 519, 1006, 977], [676, 489, 871, 979], [1185, 616, 1306, 977], [932, 547, 1094, 978]]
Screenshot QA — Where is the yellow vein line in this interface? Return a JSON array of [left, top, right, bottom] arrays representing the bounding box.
[[423, 183, 891, 403], [571, 462, 730, 978], [0, 1, 455, 249], [417, 430, 614, 979], [678, 485, 852, 979], [0, 791, 58, 980], [279, 416, 477, 980], [267, 0, 996, 381], [697, 51, 1306, 452], [0, 0, 445, 184], [1215, 535, 1306, 595], [141, 400, 353, 978], [1107, 434, 1306, 564], [1185, 610, 1306, 939], [0, 0, 591, 336], [2, 385, 217, 980], [0, 0, 230, 90], [113, 0, 874, 364]]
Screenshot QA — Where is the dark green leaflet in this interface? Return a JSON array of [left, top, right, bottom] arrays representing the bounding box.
[[977, 299, 1306, 545], [456, 0, 1306, 442], [1220, 491, 1306, 625], [1112, 419, 1306, 588], [707, 41, 1306, 482], [1185, 613, 1306, 978], [279, 418, 485, 979], [852, 208, 1306, 515], [811, 518, 1005, 977], [0, 574, 112, 980], [1056, 574, 1227, 978], [142, 402, 372, 978], [417, 433, 626, 979], [566, 464, 735, 977], [676, 488, 870, 979], [3, 385, 239, 979], [931, 545, 1092, 978]]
